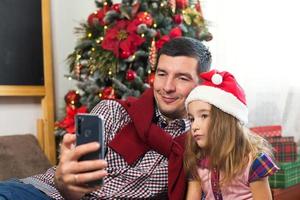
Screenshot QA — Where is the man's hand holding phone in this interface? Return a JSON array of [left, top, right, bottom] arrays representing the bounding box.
[[75, 114, 106, 186], [54, 114, 108, 200]]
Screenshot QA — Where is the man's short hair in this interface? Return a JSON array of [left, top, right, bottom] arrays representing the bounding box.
[[157, 37, 212, 73]]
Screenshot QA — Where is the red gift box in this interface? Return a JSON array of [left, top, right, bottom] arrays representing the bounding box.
[[250, 125, 282, 137], [268, 136, 294, 143], [250, 126, 297, 162], [268, 137, 297, 162]]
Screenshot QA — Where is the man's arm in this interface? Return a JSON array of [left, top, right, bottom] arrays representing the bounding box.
[[249, 177, 273, 200], [186, 180, 202, 200], [54, 134, 108, 200], [54, 100, 127, 199]]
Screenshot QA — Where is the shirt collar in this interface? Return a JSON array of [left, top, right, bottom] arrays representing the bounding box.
[[153, 106, 190, 132]]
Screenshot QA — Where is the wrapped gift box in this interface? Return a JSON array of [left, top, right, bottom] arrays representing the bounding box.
[[268, 136, 294, 143], [268, 136, 298, 162], [250, 126, 297, 162], [250, 125, 282, 137], [269, 157, 300, 188]]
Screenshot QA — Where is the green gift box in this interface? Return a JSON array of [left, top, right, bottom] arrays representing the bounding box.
[[269, 156, 300, 188]]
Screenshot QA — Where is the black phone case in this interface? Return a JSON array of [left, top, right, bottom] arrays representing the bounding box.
[[75, 113, 105, 186]]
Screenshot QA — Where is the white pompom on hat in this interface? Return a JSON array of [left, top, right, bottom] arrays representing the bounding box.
[[185, 69, 248, 124]]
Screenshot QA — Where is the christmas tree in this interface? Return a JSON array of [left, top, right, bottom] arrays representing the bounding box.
[[56, 0, 212, 135]]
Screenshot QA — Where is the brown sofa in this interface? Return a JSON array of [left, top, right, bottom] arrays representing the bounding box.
[[0, 134, 52, 180]]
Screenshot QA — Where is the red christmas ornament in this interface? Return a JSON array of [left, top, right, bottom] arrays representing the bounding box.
[[88, 12, 98, 27], [195, 2, 203, 14], [126, 69, 137, 81], [169, 27, 182, 38], [176, 0, 188, 9], [64, 90, 80, 106], [173, 14, 183, 24], [101, 87, 116, 99], [87, 6, 108, 26], [120, 50, 131, 59], [112, 3, 121, 13], [147, 72, 155, 87], [136, 12, 153, 26], [155, 35, 170, 50]]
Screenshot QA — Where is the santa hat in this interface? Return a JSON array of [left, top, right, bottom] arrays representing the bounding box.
[[185, 69, 248, 124]]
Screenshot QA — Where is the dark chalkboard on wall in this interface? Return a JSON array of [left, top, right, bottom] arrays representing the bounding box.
[[0, 0, 57, 165], [0, 0, 44, 85]]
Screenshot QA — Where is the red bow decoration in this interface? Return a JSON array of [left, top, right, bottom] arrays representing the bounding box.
[[55, 105, 88, 134]]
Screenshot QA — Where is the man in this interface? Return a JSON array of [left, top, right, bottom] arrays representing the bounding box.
[[0, 37, 211, 200]]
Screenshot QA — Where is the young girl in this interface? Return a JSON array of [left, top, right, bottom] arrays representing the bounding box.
[[184, 70, 279, 200]]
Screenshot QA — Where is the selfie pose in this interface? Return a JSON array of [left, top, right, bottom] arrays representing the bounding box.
[[0, 37, 212, 200], [184, 70, 279, 200]]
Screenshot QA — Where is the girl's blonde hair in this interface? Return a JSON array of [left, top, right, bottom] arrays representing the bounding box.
[[184, 105, 273, 185]]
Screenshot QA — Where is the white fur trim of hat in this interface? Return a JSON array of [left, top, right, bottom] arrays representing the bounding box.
[[185, 70, 248, 124]]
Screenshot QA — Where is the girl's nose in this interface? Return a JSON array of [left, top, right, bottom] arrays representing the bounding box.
[[192, 125, 200, 133]]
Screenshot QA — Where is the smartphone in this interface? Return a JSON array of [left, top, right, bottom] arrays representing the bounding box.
[[75, 113, 105, 186]]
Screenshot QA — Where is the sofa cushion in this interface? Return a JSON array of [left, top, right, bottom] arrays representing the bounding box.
[[0, 134, 52, 180]]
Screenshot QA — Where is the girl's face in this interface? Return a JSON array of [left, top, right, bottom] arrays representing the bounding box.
[[187, 100, 211, 148]]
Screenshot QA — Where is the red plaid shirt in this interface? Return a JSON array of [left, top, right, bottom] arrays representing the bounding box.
[[22, 99, 190, 199]]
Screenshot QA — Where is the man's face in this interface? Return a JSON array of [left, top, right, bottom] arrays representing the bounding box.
[[153, 55, 199, 120]]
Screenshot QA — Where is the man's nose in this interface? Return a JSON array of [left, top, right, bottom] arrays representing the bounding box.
[[163, 77, 176, 92]]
